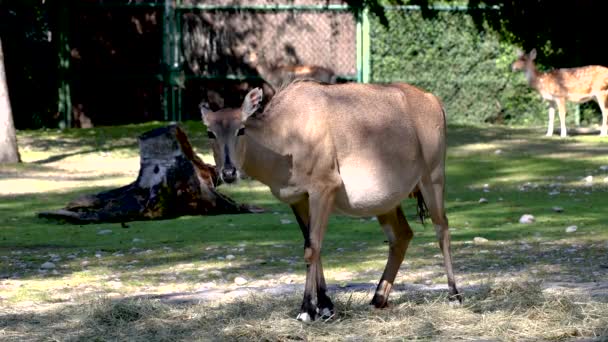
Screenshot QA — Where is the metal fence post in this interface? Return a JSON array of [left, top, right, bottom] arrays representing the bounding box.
[[356, 8, 370, 83]]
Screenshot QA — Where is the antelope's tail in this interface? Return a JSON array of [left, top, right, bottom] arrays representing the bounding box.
[[409, 187, 429, 224]]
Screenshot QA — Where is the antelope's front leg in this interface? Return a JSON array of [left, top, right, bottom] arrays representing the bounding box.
[[297, 188, 336, 322], [291, 201, 334, 321], [546, 102, 556, 136]]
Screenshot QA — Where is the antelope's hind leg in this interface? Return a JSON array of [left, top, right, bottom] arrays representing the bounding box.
[[418, 176, 463, 303], [371, 205, 414, 308], [596, 92, 608, 137]]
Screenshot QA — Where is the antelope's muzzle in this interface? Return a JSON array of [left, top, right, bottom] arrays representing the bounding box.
[[221, 166, 238, 184]]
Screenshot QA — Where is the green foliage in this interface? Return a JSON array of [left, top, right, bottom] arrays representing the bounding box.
[[369, 9, 549, 124]]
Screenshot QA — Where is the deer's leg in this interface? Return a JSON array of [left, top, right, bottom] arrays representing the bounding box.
[[556, 99, 568, 137], [291, 200, 334, 320], [370, 205, 413, 308], [297, 187, 336, 322], [418, 175, 462, 303], [546, 102, 556, 136], [596, 93, 608, 136]]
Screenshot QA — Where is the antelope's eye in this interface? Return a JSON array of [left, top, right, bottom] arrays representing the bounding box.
[[236, 127, 245, 136], [207, 131, 216, 139]]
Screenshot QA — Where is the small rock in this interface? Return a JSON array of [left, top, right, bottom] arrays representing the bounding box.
[[599, 165, 608, 171], [280, 219, 292, 225], [473, 237, 489, 244], [583, 175, 593, 183], [225, 254, 236, 260], [132, 238, 143, 243], [40, 262, 56, 269], [552, 206, 564, 213], [548, 190, 560, 196], [97, 229, 112, 235], [565, 225, 578, 233], [478, 198, 488, 204], [234, 276, 248, 285], [494, 149, 502, 155], [519, 214, 535, 224]]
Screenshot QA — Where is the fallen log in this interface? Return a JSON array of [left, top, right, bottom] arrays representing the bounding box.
[[39, 124, 262, 224]]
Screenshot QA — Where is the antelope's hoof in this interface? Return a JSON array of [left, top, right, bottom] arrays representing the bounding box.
[[370, 295, 389, 309], [296, 312, 314, 323], [318, 307, 335, 320], [449, 292, 464, 306]]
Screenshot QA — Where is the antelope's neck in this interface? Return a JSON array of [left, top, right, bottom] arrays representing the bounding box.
[[235, 122, 282, 186], [525, 64, 541, 88]]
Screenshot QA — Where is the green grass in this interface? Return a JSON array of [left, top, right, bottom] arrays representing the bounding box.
[[1, 122, 607, 340]]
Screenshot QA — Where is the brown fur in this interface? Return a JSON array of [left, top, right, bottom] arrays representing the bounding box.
[[201, 81, 462, 321]]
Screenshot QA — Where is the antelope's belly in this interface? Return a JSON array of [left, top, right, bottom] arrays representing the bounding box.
[[334, 165, 419, 217]]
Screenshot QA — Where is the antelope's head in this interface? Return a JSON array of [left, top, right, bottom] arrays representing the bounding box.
[[511, 48, 537, 72], [200, 88, 263, 184]]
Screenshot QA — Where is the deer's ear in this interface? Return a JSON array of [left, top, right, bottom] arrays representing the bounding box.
[[241, 87, 263, 122], [199, 102, 212, 126], [529, 48, 537, 60]]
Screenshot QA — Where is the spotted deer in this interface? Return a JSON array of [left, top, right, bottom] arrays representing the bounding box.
[[511, 48, 608, 137], [244, 51, 336, 92], [200, 81, 462, 322]]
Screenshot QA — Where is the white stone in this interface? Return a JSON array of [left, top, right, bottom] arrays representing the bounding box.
[[599, 165, 608, 171], [280, 219, 292, 225], [548, 190, 560, 196], [552, 206, 564, 213], [519, 214, 535, 224], [478, 198, 488, 204], [473, 237, 489, 244], [234, 276, 248, 285], [40, 262, 56, 269], [132, 238, 143, 243], [565, 225, 578, 233], [225, 254, 236, 260], [494, 149, 502, 155], [97, 229, 112, 235], [583, 175, 593, 183]]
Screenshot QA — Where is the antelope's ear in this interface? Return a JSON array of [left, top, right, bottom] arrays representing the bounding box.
[[241, 87, 263, 122], [529, 48, 537, 60], [199, 102, 212, 126]]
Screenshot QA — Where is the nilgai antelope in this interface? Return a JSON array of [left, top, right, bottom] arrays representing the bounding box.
[[200, 81, 462, 322], [244, 51, 336, 92], [511, 48, 608, 137]]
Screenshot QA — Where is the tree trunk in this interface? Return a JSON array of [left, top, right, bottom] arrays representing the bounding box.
[[39, 125, 262, 223], [0, 36, 20, 163]]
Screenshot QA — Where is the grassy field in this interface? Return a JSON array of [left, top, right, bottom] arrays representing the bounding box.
[[1, 121, 607, 341]]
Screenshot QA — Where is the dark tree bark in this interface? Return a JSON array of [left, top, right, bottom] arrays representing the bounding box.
[[39, 125, 261, 223], [0, 37, 20, 163]]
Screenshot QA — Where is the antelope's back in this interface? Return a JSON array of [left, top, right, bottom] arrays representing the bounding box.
[[269, 81, 446, 172]]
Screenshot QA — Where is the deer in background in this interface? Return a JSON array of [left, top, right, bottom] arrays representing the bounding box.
[[244, 51, 337, 92], [511, 48, 608, 137], [200, 81, 462, 322]]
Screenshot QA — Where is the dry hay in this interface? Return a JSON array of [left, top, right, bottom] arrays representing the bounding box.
[[2, 280, 607, 341]]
